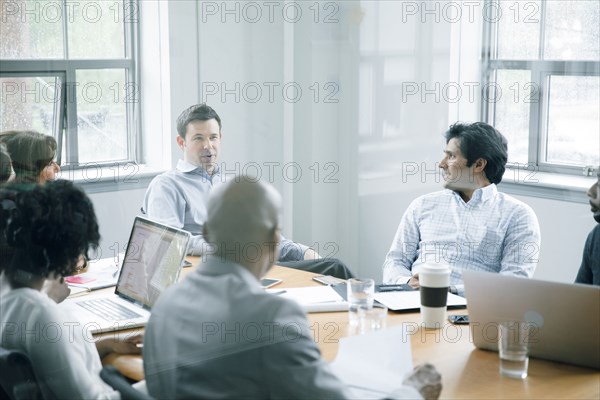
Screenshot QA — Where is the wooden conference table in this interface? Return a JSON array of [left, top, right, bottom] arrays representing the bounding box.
[[97, 260, 600, 399]]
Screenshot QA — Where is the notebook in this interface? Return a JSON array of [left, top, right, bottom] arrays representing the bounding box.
[[373, 290, 467, 311], [65, 255, 124, 292], [61, 217, 191, 334], [464, 270, 600, 369]]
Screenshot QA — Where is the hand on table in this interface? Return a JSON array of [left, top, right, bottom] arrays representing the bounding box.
[[96, 334, 144, 358], [41, 276, 71, 303], [402, 363, 442, 400], [407, 273, 420, 289]]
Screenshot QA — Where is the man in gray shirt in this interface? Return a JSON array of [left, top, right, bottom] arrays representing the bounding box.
[[143, 104, 353, 278], [143, 177, 441, 399]]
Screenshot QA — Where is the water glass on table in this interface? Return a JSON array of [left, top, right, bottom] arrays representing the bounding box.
[[346, 278, 375, 328], [498, 321, 531, 379], [358, 303, 388, 334]]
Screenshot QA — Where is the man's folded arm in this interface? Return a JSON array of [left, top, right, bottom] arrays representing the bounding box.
[[383, 202, 421, 284], [278, 236, 310, 262]]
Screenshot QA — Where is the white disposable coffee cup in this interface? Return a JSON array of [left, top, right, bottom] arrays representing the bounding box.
[[418, 264, 451, 328]]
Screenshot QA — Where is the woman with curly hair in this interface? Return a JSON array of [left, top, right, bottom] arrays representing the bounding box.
[[0, 180, 144, 399], [0, 130, 61, 184]]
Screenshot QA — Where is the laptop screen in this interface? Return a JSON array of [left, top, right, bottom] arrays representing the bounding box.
[[115, 217, 190, 308]]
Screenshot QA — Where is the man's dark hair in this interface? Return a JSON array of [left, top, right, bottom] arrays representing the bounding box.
[[444, 122, 508, 185], [0, 180, 100, 278], [0, 130, 57, 183], [176, 104, 222, 139]]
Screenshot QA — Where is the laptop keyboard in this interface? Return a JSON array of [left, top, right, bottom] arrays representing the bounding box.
[[77, 298, 142, 321]]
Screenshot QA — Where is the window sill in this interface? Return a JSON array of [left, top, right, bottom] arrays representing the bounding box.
[[499, 169, 595, 204], [57, 163, 165, 194]]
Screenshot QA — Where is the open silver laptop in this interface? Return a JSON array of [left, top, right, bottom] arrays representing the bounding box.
[[464, 270, 600, 370], [62, 217, 191, 334]]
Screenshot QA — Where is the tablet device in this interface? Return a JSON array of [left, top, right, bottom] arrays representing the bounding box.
[[261, 278, 282, 288]]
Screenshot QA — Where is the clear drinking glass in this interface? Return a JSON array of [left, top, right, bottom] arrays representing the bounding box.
[[498, 321, 531, 379], [346, 278, 375, 328], [358, 303, 388, 334]]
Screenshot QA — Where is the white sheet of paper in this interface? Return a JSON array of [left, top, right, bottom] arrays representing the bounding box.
[[374, 291, 467, 311], [267, 286, 344, 304], [330, 325, 414, 396], [266, 286, 348, 312]]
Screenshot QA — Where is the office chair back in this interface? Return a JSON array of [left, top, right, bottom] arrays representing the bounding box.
[[0, 347, 48, 400], [100, 366, 152, 400]]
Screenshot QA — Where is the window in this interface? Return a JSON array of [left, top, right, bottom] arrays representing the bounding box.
[[482, 0, 599, 176], [0, 0, 140, 167]]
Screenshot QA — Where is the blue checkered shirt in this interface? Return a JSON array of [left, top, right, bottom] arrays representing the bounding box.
[[382, 184, 541, 296]]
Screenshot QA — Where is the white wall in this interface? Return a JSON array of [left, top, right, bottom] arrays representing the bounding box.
[[512, 194, 596, 283], [88, 188, 146, 261], [194, 1, 360, 265], [89, 0, 595, 285]]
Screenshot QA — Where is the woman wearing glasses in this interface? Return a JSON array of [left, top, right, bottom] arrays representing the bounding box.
[[0, 130, 60, 184]]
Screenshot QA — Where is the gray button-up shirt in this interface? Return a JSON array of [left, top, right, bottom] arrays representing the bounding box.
[[143, 160, 307, 260]]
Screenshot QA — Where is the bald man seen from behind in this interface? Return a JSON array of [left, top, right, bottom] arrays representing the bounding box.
[[143, 176, 441, 399]]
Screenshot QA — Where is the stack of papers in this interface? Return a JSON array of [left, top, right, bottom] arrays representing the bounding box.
[[266, 286, 348, 313]]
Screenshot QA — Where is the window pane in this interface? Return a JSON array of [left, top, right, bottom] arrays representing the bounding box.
[[546, 75, 600, 166], [491, 70, 531, 164], [67, 0, 125, 59], [496, 1, 541, 60], [0, 0, 64, 59], [0, 76, 59, 134], [76, 69, 128, 162], [377, 1, 415, 53], [544, 1, 600, 61]]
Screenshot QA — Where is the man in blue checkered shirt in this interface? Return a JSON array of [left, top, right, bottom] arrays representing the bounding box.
[[383, 122, 541, 296]]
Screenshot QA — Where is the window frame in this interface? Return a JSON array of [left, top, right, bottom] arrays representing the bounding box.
[[0, 0, 141, 169], [481, 0, 600, 177]]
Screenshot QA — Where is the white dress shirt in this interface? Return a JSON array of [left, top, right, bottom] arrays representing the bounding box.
[[0, 284, 117, 399]]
